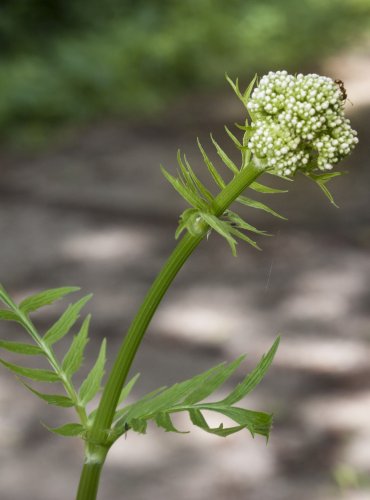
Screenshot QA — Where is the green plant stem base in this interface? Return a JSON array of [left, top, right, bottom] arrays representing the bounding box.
[[76, 162, 262, 500]]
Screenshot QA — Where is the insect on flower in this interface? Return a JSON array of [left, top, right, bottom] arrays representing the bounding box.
[[334, 79, 347, 101]]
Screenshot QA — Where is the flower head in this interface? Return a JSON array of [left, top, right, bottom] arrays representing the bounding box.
[[247, 71, 358, 176]]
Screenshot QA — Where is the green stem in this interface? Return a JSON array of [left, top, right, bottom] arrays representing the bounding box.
[[77, 161, 262, 499], [76, 463, 104, 500]]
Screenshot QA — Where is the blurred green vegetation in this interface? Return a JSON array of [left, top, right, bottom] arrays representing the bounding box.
[[0, 0, 369, 147]]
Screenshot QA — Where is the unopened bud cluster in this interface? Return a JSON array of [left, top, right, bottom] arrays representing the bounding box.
[[247, 71, 358, 176]]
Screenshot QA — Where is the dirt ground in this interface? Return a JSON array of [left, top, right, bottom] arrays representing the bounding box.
[[0, 52, 369, 500]]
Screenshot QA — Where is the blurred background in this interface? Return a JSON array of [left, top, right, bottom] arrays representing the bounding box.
[[0, 1, 370, 499]]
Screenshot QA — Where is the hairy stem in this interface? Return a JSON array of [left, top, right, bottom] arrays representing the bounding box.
[[77, 161, 262, 499]]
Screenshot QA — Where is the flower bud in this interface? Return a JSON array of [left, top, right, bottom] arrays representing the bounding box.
[[247, 71, 358, 176]]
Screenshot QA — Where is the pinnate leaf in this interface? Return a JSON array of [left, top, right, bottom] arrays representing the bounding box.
[[113, 339, 279, 441], [19, 287, 80, 314]]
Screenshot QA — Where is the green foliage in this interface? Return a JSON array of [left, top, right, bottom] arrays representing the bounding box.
[[305, 171, 346, 207], [162, 81, 287, 254], [0, 0, 369, 145], [0, 284, 105, 434], [112, 338, 279, 440]]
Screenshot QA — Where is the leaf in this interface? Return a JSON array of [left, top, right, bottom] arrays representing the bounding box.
[[200, 213, 237, 256], [0, 339, 43, 356], [249, 182, 288, 194], [62, 315, 90, 378], [182, 153, 214, 203], [224, 126, 242, 149], [0, 284, 16, 309], [0, 309, 21, 322], [19, 287, 80, 314], [189, 408, 244, 437], [0, 358, 60, 382], [229, 227, 261, 251], [21, 382, 74, 407], [197, 138, 226, 190], [225, 74, 244, 103], [307, 171, 345, 208], [155, 412, 186, 433], [118, 373, 140, 405], [79, 338, 106, 405], [243, 74, 257, 103], [161, 166, 208, 210], [219, 337, 280, 406], [226, 210, 269, 236], [43, 294, 92, 346], [113, 341, 278, 442], [183, 355, 245, 405], [211, 134, 239, 175], [237, 195, 287, 220], [45, 422, 85, 437]]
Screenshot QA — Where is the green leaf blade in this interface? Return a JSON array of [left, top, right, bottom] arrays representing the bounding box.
[[0, 358, 60, 382], [19, 287, 80, 314], [79, 338, 106, 405], [62, 315, 91, 378], [21, 382, 74, 407], [0, 310, 21, 322], [43, 294, 92, 346], [219, 338, 280, 406], [0, 340, 44, 356], [46, 422, 85, 437], [237, 196, 287, 220]]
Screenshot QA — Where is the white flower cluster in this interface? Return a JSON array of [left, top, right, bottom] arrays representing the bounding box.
[[247, 71, 358, 176]]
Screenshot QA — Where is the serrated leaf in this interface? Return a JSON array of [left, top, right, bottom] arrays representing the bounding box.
[[237, 196, 287, 220], [19, 286, 80, 314], [189, 408, 245, 437], [45, 422, 85, 437], [0, 309, 21, 322], [161, 166, 208, 210], [200, 213, 237, 256], [249, 182, 288, 194], [62, 315, 90, 378], [219, 338, 280, 406], [21, 382, 74, 407], [79, 338, 106, 405], [118, 373, 140, 406], [0, 358, 59, 382], [119, 363, 225, 424], [113, 341, 278, 441], [130, 418, 147, 434], [0, 340, 43, 356], [183, 355, 245, 405], [197, 138, 225, 189], [43, 294, 92, 346], [211, 135, 239, 175], [155, 412, 186, 433]]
